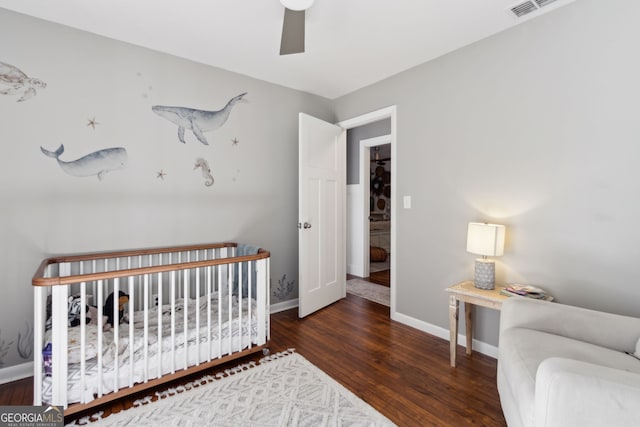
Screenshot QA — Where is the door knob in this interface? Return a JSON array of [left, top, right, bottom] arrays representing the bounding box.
[[303, 222, 312, 229]]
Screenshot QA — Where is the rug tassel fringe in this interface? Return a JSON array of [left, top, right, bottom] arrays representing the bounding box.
[[259, 348, 296, 363], [133, 396, 152, 406]]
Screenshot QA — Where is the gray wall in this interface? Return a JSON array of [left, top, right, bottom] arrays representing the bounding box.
[[346, 119, 391, 184], [0, 9, 333, 368], [335, 0, 640, 345]]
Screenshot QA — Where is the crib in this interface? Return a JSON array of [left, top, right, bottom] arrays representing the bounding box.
[[32, 242, 270, 416]]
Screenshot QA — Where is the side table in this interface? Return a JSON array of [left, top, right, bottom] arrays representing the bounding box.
[[445, 281, 509, 367]]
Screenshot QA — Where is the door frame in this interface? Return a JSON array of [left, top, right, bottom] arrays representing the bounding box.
[[337, 106, 397, 316]]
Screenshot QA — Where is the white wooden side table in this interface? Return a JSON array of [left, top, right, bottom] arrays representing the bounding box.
[[445, 281, 508, 367]]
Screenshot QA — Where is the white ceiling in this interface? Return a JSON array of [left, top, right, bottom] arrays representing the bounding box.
[[0, 0, 576, 99]]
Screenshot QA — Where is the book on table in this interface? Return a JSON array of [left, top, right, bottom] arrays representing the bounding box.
[[501, 284, 548, 299]]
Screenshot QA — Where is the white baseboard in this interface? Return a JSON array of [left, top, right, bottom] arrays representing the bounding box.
[[270, 299, 298, 314], [392, 311, 498, 359], [347, 264, 365, 278], [0, 361, 33, 384]]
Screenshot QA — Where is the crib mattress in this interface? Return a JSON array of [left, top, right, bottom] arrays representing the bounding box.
[[41, 294, 260, 405]]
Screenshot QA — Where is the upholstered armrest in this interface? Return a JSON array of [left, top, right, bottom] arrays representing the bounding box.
[[535, 357, 640, 427], [500, 297, 640, 353]]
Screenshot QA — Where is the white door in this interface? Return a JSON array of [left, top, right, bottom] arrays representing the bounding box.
[[298, 113, 346, 318]]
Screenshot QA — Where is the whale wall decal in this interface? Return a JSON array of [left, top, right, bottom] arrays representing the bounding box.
[[41, 144, 128, 181], [152, 92, 247, 145]]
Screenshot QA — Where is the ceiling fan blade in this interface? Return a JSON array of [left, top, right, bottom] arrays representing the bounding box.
[[280, 8, 305, 55]]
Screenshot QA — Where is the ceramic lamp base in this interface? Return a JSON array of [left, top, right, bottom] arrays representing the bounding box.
[[474, 259, 495, 290]]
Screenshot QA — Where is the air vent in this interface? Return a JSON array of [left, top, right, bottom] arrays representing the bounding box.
[[508, 0, 566, 18], [510, 1, 538, 18], [535, 0, 560, 7]]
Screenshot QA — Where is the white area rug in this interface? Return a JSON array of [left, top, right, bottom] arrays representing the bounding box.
[[346, 279, 390, 307], [77, 351, 395, 426]]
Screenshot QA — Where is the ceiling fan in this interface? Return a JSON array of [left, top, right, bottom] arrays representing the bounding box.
[[279, 0, 314, 55]]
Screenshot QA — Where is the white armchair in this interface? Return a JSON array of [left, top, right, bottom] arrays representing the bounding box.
[[497, 297, 640, 427]]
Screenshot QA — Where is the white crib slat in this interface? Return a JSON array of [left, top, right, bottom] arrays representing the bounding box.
[[157, 271, 163, 379], [91, 260, 97, 300], [266, 257, 271, 342], [142, 274, 148, 383], [97, 280, 103, 398], [183, 266, 188, 370], [33, 286, 46, 406], [217, 264, 222, 358], [127, 257, 136, 313], [129, 275, 136, 387], [170, 270, 176, 374], [51, 284, 68, 408], [80, 283, 87, 403], [113, 277, 119, 393], [195, 254, 200, 365], [238, 261, 243, 353], [177, 253, 182, 300], [136, 256, 142, 312], [256, 259, 267, 346], [206, 265, 212, 361], [248, 260, 252, 349], [227, 260, 233, 355]]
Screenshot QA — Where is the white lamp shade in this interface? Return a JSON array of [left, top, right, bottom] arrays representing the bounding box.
[[281, 0, 314, 10], [466, 223, 505, 257]]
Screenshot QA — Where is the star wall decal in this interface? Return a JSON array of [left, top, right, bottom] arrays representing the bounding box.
[[87, 117, 99, 129], [157, 169, 167, 180], [232, 137, 239, 146]]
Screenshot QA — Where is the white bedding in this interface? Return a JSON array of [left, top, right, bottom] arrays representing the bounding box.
[[42, 293, 260, 404]]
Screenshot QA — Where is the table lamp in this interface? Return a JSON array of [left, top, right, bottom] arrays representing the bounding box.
[[466, 222, 505, 290]]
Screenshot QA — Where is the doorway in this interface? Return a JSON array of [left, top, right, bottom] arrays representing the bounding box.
[[366, 140, 391, 287], [339, 107, 397, 315]]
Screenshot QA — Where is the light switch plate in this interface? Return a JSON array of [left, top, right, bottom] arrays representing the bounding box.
[[403, 196, 411, 209]]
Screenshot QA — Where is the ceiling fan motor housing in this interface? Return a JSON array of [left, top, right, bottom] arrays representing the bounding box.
[[280, 0, 314, 11]]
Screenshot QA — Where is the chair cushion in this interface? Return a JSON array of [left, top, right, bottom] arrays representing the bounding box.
[[499, 328, 640, 426]]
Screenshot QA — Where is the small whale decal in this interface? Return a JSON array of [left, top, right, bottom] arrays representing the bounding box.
[[41, 144, 128, 181], [152, 92, 246, 145]]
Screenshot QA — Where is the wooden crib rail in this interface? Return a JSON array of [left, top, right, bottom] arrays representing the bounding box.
[[32, 242, 270, 287]]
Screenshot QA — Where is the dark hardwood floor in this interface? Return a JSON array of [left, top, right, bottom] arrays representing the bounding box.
[[368, 269, 391, 287], [0, 295, 506, 426]]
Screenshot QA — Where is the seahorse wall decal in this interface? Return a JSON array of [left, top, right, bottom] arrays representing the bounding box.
[[194, 158, 214, 187], [152, 92, 247, 145]]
